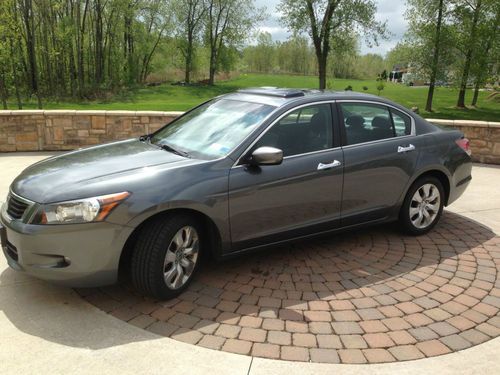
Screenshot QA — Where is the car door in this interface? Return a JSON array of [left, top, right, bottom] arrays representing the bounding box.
[[228, 102, 344, 251], [338, 101, 422, 226]]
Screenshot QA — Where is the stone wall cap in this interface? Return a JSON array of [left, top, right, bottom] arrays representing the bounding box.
[[104, 110, 138, 116], [427, 119, 497, 128], [428, 119, 454, 125], [76, 110, 107, 115], [44, 110, 77, 115], [0, 110, 45, 115], [136, 111, 184, 116]]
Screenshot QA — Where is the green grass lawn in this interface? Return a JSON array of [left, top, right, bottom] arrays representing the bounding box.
[[9, 73, 499, 121]]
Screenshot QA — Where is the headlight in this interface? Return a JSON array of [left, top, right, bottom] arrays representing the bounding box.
[[30, 192, 130, 224]]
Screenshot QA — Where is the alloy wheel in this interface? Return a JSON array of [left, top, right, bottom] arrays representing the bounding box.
[[163, 226, 199, 289], [409, 183, 441, 229]]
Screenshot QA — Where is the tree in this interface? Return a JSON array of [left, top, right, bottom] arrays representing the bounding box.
[[278, 0, 386, 89], [275, 35, 316, 75], [469, 3, 499, 106], [205, 0, 262, 85], [243, 32, 276, 73], [174, 0, 206, 83], [453, 0, 484, 108], [19, 0, 42, 108], [405, 0, 449, 112]]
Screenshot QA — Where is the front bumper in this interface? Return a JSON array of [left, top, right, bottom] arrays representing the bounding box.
[[0, 202, 134, 287]]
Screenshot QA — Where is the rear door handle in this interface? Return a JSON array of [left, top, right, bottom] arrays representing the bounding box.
[[317, 160, 342, 171], [398, 144, 416, 153]]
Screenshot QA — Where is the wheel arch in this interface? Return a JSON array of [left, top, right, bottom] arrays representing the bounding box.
[[402, 167, 451, 207], [118, 208, 223, 281]]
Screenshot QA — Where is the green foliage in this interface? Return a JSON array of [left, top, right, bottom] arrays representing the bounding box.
[[345, 85, 353, 91], [362, 86, 368, 91], [376, 81, 385, 96]]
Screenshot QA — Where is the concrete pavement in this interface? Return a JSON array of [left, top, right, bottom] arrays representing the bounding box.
[[0, 152, 499, 374]]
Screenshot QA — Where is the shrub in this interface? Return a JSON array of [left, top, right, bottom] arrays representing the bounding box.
[[376, 82, 385, 96], [345, 85, 353, 91], [362, 86, 368, 91]]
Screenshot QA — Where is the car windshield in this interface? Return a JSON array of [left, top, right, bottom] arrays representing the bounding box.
[[150, 99, 275, 160]]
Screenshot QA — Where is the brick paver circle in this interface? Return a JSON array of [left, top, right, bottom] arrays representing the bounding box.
[[78, 212, 500, 364]]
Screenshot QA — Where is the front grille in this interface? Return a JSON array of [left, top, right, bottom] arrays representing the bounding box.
[[7, 194, 30, 220], [6, 241, 18, 261]]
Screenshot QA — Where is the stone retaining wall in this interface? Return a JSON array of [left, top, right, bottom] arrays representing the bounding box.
[[0, 110, 499, 164], [0, 110, 181, 152]]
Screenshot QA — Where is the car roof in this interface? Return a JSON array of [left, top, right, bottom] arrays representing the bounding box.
[[222, 87, 393, 108]]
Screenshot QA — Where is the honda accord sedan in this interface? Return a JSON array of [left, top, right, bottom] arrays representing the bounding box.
[[0, 88, 472, 299]]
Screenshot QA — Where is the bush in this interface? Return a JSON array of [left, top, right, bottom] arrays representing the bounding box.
[[362, 86, 368, 91], [376, 82, 385, 96], [345, 85, 353, 91]]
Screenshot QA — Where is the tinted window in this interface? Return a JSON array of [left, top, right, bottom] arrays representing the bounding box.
[[151, 99, 275, 160], [340, 103, 394, 145], [254, 104, 333, 157], [391, 109, 412, 136]]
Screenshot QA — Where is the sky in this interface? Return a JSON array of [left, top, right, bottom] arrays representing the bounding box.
[[253, 0, 408, 56]]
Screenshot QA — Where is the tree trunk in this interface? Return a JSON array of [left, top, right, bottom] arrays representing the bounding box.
[[185, 32, 194, 83], [457, 0, 482, 108], [22, 0, 42, 108], [9, 37, 23, 109], [0, 69, 8, 109], [471, 80, 480, 106], [425, 0, 444, 112], [94, 0, 104, 86], [76, 0, 89, 98], [318, 54, 327, 90], [209, 49, 217, 85]]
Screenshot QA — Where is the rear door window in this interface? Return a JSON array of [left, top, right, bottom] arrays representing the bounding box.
[[340, 103, 394, 145], [391, 109, 412, 136]]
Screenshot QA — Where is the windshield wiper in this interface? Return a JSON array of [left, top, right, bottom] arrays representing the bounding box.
[[158, 143, 190, 158]]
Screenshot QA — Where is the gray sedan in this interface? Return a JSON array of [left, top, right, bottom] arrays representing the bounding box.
[[0, 88, 472, 299]]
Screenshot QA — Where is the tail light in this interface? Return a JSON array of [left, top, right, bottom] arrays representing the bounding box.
[[456, 138, 471, 156]]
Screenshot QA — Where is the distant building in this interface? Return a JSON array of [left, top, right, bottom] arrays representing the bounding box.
[[389, 64, 425, 86], [389, 65, 408, 83]]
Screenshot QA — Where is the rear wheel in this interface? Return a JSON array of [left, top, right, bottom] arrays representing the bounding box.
[[131, 214, 202, 299], [400, 176, 444, 235]]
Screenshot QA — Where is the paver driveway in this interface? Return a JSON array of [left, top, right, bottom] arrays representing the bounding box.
[[80, 211, 500, 364]]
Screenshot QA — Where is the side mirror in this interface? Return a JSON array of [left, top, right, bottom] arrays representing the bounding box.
[[250, 146, 283, 166]]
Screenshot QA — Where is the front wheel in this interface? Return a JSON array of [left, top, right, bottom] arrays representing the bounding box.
[[131, 214, 202, 299], [399, 176, 444, 235]]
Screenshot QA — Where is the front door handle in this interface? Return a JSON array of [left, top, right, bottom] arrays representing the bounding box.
[[317, 160, 342, 171], [398, 144, 416, 153]]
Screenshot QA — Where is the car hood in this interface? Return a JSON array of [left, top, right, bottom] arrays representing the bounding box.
[[10, 139, 195, 203]]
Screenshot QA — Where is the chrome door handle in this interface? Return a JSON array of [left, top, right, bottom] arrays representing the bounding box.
[[317, 160, 342, 171], [398, 144, 416, 153]]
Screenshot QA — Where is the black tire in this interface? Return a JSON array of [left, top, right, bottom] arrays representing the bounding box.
[[399, 176, 445, 235], [131, 214, 202, 300]]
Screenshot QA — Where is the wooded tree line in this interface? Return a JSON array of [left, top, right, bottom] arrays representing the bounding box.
[[242, 32, 387, 80], [0, 0, 497, 110], [0, 0, 260, 108], [0, 0, 173, 107]]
